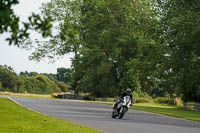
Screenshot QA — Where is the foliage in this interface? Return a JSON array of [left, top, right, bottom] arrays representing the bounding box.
[[23, 75, 61, 94], [0, 0, 53, 45], [56, 81, 71, 92], [29, 0, 159, 97], [0, 65, 18, 92], [0, 65, 72, 94], [0, 81, 2, 90], [56, 68, 72, 83], [42, 73, 57, 81], [20, 69, 72, 84], [20, 71, 38, 77], [1, 0, 200, 101], [16, 77, 25, 93], [154, 97, 175, 105], [132, 91, 149, 98], [135, 98, 153, 103], [155, 0, 200, 102]]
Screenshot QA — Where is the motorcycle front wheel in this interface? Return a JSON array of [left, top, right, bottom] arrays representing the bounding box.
[[118, 107, 127, 119]]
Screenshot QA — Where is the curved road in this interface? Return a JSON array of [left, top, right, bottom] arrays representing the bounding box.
[[10, 97, 200, 133]]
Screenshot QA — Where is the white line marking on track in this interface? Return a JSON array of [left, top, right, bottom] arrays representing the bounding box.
[[8, 97, 47, 116]]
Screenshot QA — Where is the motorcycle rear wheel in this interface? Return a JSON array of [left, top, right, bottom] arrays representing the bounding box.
[[112, 110, 118, 118]]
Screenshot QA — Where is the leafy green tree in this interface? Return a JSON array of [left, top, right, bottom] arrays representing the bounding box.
[[0, 0, 53, 45], [56, 82, 71, 92], [23, 77, 41, 94], [19, 71, 29, 77], [0, 81, 2, 91], [42, 73, 57, 81], [16, 77, 25, 93], [20, 71, 38, 77], [0, 65, 18, 92], [23, 74, 61, 94], [56, 68, 72, 83], [10, 0, 199, 101], [26, 0, 158, 97], [34, 75, 61, 94], [156, 0, 200, 102], [0, 65, 65, 94]]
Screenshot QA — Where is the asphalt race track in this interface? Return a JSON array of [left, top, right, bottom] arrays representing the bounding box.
[[10, 97, 200, 133]]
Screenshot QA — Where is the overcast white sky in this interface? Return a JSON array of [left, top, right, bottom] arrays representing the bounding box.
[[0, 0, 72, 74]]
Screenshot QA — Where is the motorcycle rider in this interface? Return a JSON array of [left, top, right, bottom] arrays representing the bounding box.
[[113, 88, 134, 109]]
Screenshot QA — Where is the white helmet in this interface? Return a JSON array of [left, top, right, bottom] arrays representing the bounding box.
[[126, 88, 132, 94]]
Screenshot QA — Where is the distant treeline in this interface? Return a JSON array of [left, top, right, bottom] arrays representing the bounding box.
[[0, 65, 72, 94]]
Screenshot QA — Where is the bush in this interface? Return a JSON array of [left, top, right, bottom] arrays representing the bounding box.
[[175, 97, 184, 107], [132, 91, 153, 103], [56, 82, 70, 92], [23, 75, 62, 94], [135, 97, 153, 103], [34, 75, 62, 94], [132, 91, 150, 98], [0, 81, 2, 91], [154, 97, 175, 105]]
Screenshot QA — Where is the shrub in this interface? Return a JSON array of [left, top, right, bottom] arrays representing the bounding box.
[[34, 75, 61, 94], [132, 91, 150, 98], [154, 97, 175, 105], [23, 75, 61, 94], [56, 82, 70, 92], [0, 81, 2, 90], [132, 91, 153, 103], [135, 97, 153, 103], [175, 97, 184, 107]]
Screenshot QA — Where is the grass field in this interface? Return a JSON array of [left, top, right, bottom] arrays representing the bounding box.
[[0, 97, 102, 133], [131, 103, 200, 122], [0, 92, 51, 99]]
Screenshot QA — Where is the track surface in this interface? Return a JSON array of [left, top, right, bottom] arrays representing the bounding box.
[[11, 97, 200, 133]]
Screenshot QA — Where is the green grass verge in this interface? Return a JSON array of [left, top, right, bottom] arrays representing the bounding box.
[[0, 97, 103, 133], [0, 92, 51, 99], [131, 103, 200, 122]]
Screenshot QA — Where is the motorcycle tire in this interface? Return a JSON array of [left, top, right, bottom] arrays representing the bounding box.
[[119, 107, 127, 119], [112, 110, 118, 118]]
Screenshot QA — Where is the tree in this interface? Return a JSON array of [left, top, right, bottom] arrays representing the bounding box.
[[56, 68, 72, 83], [0, 64, 64, 94], [16, 77, 25, 93], [56, 81, 71, 92], [0, 0, 53, 45], [25, 0, 158, 97], [0, 65, 18, 92], [41, 73, 57, 81], [156, 0, 200, 101], [9, 0, 199, 101], [19, 71, 29, 77], [0, 81, 2, 91], [23, 74, 61, 94], [19, 71, 38, 77]]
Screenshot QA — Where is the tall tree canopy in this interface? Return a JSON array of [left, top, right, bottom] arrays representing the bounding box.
[[1, 0, 199, 101], [155, 0, 200, 102], [25, 0, 159, 97], [56, 68, 72, 83]]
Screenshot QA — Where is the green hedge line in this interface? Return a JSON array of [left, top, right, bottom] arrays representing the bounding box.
[[154, 97, 175, 105]]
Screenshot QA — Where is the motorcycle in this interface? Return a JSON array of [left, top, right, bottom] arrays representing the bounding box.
[[112, 96, 132, 119]]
